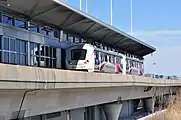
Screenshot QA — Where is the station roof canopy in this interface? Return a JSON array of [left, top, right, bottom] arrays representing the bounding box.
[[0, 0, 156, 57]]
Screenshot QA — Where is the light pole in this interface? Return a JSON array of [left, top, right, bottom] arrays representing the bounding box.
[[110, 0, 113, 26], [85, 0, 88, 13], [130, 0, 132, 35], [80, 0, 82, 10]]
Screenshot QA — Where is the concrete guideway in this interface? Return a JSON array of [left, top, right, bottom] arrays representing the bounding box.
[[0, 63, 180, 119], [0, 63, 180, 89]]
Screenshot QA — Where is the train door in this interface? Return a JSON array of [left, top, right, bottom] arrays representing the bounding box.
[[94, 50, 100, 71]]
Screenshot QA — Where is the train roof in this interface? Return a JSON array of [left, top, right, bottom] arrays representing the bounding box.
[[0, 0, 156, 57]]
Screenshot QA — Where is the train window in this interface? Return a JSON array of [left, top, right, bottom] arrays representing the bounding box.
[[109, 55, 114, 63], [112, 56, 115, 63], [126, 59, 129, 70], [108, 55, 111, 62], [130, 60, 134, 67], [71, 49, 87, 60], [105, 54, 108, 62], [95, 51, 99, 65], [116, 57, 121, 64], [100, 52, 105, 62], [136, 62, 138, 68], [132, 61, 135, 67]]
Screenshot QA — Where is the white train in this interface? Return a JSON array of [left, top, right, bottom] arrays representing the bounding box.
[[65, 43, 144, 75]]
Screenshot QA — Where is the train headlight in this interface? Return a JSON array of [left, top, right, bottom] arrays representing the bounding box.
[[84, 60, 89, 64]]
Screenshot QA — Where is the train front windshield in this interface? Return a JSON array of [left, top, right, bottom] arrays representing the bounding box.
[[71, 49, 87, 60]]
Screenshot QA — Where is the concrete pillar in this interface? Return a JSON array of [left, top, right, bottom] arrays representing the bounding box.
[[94, 106, 101, 120], [71, 108, 85, 120], [143, 97, 156, 113], [66, 111, 71, 120], [102, 103, 122, 120], [119, 100, 134, 118]]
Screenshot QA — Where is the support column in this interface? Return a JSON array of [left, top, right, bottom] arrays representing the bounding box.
[[143, 97, 156, 113], [119, 100, 135, 118], [66, 110, 71, 120], [102, 103, 122, 120]]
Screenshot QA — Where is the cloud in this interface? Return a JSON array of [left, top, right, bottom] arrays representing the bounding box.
[[130, 30, 181, 47], [130, 30, 181, 76]]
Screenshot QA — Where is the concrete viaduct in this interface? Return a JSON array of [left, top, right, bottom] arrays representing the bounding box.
[[0, 63, 180, 120]]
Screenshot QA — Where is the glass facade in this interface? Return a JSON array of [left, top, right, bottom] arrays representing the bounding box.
[[2, 15, 14, 26], [0, 37, 28, 65], [0, 10, 142, 69], [30, 42, 56, 68]]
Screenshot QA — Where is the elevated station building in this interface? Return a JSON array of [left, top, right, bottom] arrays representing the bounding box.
[[0, 0, 170, 120], [0, 0, 155, 69]]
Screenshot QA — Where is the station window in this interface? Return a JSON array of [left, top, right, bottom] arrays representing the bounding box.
[[2, 15, 14, 26], [62, 31, 68, 41], [81, 38, 87, 43], [15, 18, 26, 29], [53, 29, 60, 38], [46, 28, 54, 37], [39, 25, 60, 38], [30, 42, 57, 68], [39, 26, 47, 35], [68, 34, 74, 43], [29, 22, 39, 32], [75, 36, 80, 43], [1, 37, 28, 65]]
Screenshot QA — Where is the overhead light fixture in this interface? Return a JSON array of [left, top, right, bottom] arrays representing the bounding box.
[[6, 3, 10, 6]]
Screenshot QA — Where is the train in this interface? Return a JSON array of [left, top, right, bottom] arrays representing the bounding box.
[[65, 43, 144, 75]]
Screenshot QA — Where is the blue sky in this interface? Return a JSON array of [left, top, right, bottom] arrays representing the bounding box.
[[63, 0, 181, 76]]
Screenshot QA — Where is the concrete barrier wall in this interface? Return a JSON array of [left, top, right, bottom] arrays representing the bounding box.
[[0, 63, 180, 89], [138, 109, 167, 120]]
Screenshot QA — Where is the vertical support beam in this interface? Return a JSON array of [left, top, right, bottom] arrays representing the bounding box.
[[80, 0, 82, 10], [56, 48, 62, 69], [119, 100, 135, 118], [66, 110, 71, 120], [102, 103, 122, 120], [110, 0, 113, 26], [85, 0, 88, 13], [122, 55, 126, 75], [27, 21, 31, 66], [143, 97, 156, 113], [130, 0, 132, 35]]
